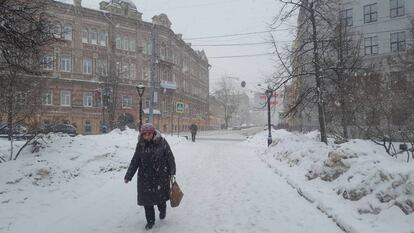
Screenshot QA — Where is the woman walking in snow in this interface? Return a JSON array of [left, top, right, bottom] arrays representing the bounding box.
[[124, 123, 176, 230]]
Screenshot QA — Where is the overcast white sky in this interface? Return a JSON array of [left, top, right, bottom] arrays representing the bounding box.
[[64, 0, 295, 91]]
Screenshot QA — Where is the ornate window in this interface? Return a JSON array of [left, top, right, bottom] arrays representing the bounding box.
[[116, 35, 122, 49], [63, 24, 73, 40], [53, 22, 62, 38], [82, 28, 89, 43]]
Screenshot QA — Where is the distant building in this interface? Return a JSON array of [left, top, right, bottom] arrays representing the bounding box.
[[252, 91, 284, 127], [232, 93, 250, 127]]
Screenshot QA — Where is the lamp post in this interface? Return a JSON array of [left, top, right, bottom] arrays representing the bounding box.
[[265, 87, 273, 147], [136, 83, 145, 131]]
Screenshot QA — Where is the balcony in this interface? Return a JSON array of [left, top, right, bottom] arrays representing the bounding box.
[[160, 80, 177, 90]]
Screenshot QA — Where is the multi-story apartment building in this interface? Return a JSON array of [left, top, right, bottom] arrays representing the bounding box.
[[38, 0, 210, 134], [284, 0, 413, 133], [340, 0, 413, 57]]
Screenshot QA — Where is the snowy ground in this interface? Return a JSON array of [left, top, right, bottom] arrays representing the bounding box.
[[0, 128, 413, 232]]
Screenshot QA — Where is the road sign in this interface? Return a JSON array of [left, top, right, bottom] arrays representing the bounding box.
[[176, 101, 184, 113]]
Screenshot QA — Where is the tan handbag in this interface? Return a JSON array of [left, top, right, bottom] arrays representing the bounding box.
[[170, 177, 184, 208]]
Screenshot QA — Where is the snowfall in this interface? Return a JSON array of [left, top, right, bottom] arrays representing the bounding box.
[[0, 127, 413, 233]]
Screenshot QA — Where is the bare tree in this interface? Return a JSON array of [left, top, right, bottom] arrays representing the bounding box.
[[322, 20, 364, 140], [97, 58, 124, 131], [0, 0, 59, 161], [213, 77, 240, 129], [272, 0, 339, 143]]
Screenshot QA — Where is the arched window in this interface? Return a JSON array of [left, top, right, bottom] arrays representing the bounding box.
[[81, 28, 89, 43], [116, 35, 122, 49], [160, 43, 166, 59], [90, 29, 97, 44], [63, 24, 72, 40], [53, 22, 62, 38]]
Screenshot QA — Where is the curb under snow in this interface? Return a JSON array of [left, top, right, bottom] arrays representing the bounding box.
[[259, 157, 356, 233]]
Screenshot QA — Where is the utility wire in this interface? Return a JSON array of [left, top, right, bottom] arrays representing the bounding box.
[[191, 41, 292, 47], [184, 28, 294, 40], [192, 42, 271, 46], [208, 53, 274, 59]]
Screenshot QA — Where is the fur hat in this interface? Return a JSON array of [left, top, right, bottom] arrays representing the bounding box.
[[140, 123, 155, 134]]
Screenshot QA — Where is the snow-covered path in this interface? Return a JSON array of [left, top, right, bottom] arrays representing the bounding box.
[[1, 132, 343, 233], [168, 138, 343, 233]]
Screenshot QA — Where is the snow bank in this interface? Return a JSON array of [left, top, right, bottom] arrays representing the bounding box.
[[0, 129, 183, 232], [251, 130, 414, 233]]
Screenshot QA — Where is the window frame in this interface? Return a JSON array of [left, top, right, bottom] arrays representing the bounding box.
[[116, 35, 122, 49], [63, 23, 73, 40], [98, 31, 107, 46], [53, 22, 62, 38], [122, 64, 129, 79], [84, 120, 92, 133], [339, 8, 354, 27], [364, 3, 378, 23], [96, 58, 108, 76], [122, 96, 133, 109], [390, 0, 405, 18], [42, 90, 53, 105], [90, 29, 98, 45], [60, 90, 71, 107], [123, 36, 129, 50], [60, 54, 72, 72], [42, 54, 53, 70], [83, 57, 93, 74], [81, 28, 89, 43], [129, 39, 136, 51], [390, 31, 406, 52], [83, 92, 93, 107], [364, 36, 379, 55], [129, 63, 136, 79]]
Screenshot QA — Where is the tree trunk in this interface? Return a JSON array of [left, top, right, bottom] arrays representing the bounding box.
[[310, 3, 328, 144], [7, 76, 14, 160]]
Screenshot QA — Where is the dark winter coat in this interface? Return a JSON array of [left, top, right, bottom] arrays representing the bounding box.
[[189, 124, 198, 134], [124, 131, 176, 206]]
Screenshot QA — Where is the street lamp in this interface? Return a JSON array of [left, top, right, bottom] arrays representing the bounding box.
[[265, 87, 273, 147], [136, 83, 145, 131]]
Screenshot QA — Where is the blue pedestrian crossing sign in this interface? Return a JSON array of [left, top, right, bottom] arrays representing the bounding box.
[[176, 101, 184, 113]]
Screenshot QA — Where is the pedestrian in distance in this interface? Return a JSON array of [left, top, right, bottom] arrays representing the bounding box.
[[124, 123, 176, 230], [189, 123, 198, 142]]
